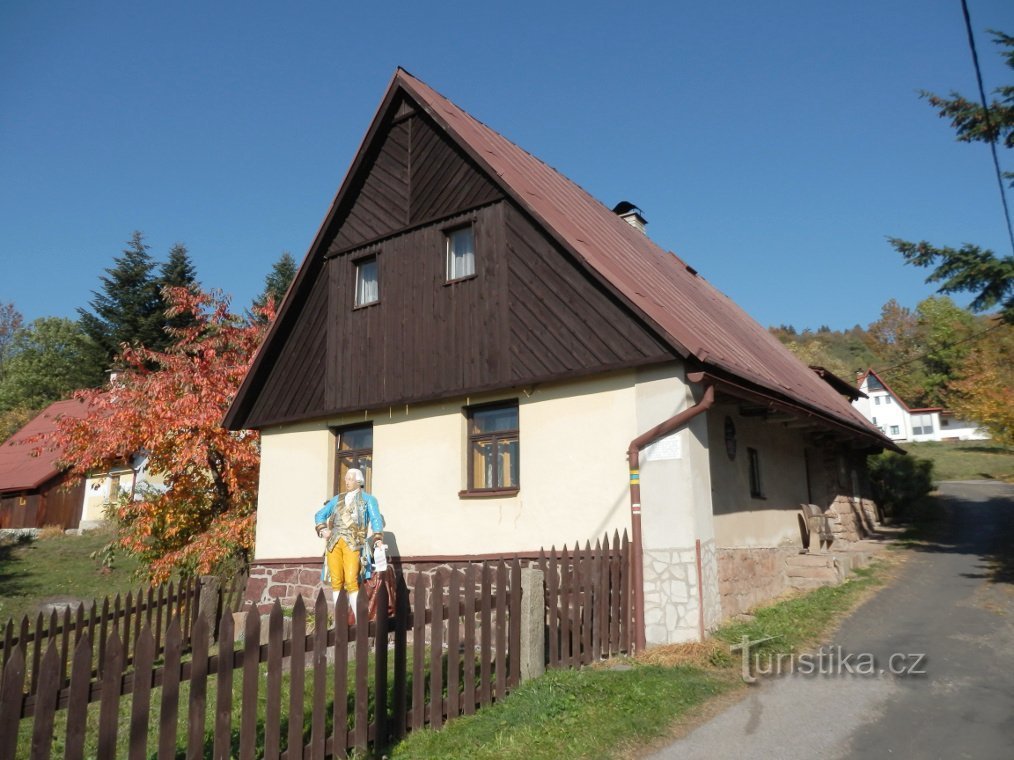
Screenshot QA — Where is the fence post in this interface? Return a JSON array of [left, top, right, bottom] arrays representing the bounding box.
[[197, 575, 221, 645], [519, 567, 545, 683]]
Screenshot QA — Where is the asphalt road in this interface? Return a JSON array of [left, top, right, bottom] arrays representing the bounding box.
[[648, 481, 1014, 760]]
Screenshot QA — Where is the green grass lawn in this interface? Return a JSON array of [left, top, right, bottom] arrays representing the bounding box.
[[0, 525, 142, 624], [3, 524, 896, 759], [391, 561, 891, 760], [901, 440, 1014, 483]]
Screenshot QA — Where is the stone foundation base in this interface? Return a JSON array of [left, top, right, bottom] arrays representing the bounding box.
[[245, 557, 541, 614], [717, 547, 796, 620]]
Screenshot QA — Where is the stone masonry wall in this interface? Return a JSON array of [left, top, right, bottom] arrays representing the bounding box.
[[717, 546, 796, 620], [643, 545, 717, 644], [246, 558, 537, 614]]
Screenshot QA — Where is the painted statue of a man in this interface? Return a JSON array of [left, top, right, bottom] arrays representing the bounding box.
[[314, 468, 385, 618]]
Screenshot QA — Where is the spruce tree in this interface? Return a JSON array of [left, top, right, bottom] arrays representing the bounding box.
[[78, 231, 163, 378], [251, 251, 297, 322], [158, 243, 201, 336], [890, 30, 1014, 323]]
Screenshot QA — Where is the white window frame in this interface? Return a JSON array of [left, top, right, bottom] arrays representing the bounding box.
[[354, 256, 379, 307], [446, 225, 476, 282]]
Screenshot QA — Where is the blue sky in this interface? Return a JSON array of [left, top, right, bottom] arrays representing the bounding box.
[[2, 0, 1011, 331]]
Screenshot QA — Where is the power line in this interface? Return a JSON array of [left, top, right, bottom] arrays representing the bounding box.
[[874, 319, 1007, 377], [960, 0, 1014, 256]]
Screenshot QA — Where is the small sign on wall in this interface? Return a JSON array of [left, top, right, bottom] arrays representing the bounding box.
[[644, 432, 682, 461]]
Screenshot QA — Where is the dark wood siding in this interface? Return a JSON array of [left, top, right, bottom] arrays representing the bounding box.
[[311, 201, 672, 415], [236, 96, 674, 428], [408, 115, 501, 224], [0, 493, 40, 529], [502, 204, 671, 381], [331, 119, 410, 252], [0, 474, 83, 529], [247, 266, 330, 425], [40, 475, 85, 529], [326, 205, 507, 412]]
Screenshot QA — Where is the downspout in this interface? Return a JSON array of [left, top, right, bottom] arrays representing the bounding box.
[[627, 381, 715, 653]]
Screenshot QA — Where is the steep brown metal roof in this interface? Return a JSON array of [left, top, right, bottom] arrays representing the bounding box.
[[0, 399, 89, 492], [394, 70, 891, 446]]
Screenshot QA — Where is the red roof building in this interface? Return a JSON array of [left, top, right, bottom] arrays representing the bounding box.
[[226, 70, 898, 644], [0, 399, 90, 529]]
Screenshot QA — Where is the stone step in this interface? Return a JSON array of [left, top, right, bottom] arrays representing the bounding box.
[[785, 553, 836, 568], [788, 578, 833, 591], [786, 565, 840, 581]]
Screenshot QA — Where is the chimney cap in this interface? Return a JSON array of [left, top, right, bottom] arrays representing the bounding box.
[[612, 200, 648, 233], [612, 200, 644, 219]]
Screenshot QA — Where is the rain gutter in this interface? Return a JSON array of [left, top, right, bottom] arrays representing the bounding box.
[[627, 381, 715, 653]]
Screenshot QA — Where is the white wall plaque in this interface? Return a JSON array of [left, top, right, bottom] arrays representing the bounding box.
[[644, 432, 682, 461]]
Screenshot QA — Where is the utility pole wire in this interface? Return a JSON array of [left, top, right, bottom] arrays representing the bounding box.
[[960, 0, 1014, 256], [874, 320, 1007, 377]]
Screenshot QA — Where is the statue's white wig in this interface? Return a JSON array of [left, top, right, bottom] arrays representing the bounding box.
[[345, 468, 366, 486]]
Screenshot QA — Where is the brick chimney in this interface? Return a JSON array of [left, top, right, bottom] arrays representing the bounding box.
[[612, 201, 647, 234]]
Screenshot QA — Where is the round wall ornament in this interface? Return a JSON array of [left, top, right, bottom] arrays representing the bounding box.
[[724, 416, 737, 460]]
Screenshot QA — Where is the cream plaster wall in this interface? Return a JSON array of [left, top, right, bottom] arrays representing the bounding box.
[[254, 421, 335, 559], [634, 365, 712, 549], [254, 371, 651, 560], [81, 466, 166, 523], [708, 404, 809, 548]]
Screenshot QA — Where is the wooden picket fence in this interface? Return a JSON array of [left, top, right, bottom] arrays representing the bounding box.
[[0, 534, 632, 758], [540, 530, 632, 669], [0, 578, 201, 695], [0, 571, 248, 699]]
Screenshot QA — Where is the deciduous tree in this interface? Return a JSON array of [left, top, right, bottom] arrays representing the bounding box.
[[0, 317, 98, 411], [949, 321, 1014, 446], [0, 302, 24, 379], [51, 288, 274, 581]]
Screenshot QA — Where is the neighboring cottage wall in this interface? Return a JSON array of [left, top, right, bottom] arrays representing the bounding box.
[[939, 417, 989, 441]]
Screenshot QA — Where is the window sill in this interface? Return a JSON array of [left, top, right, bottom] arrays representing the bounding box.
[[352, 300, 380, 311], [458, 488, 520, 499], [444, 274, 477, 286]]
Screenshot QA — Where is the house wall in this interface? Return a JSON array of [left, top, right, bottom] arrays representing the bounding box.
[[854, 386, 909, 440], [252, 361, 723, 644], [81, 464, 167, 525], [255, 370, 648, 563], [634, 366, 720, 643], [939, 416, 989, 441], [708, 404, 809, 548], [709, 403, 812, 620]]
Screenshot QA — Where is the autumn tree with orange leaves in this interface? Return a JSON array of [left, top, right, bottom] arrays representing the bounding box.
[[950, 321, 1014, 446], [51, 288, 273, 582]]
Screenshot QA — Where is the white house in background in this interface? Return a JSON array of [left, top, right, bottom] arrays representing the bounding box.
[[853, 369, 989, 443]]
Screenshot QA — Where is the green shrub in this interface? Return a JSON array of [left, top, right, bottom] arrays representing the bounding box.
[[867, 451, 934, 520]]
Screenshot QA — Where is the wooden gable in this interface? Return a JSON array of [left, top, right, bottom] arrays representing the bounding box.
[[226, 81, 674, 430]]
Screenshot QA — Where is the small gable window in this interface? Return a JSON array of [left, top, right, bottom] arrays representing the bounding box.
[[446, 225, 475, 281], [355, 256, 379, 307]]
